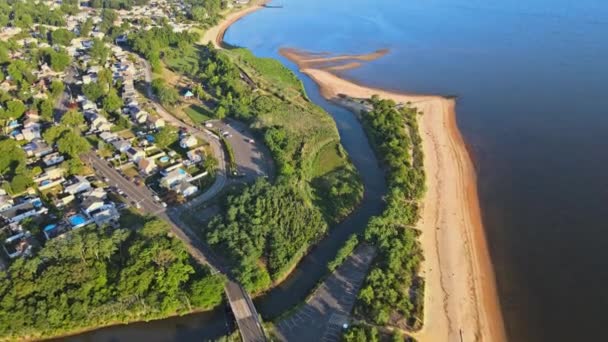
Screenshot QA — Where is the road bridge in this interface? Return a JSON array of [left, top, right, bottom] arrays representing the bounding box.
[[85, 152, 266, 341]]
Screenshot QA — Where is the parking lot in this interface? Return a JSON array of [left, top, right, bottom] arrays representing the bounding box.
[[213, 119, 274, 182], [274, 244, 376, 342]]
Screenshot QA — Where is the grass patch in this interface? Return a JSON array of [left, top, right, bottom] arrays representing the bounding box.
[[184, 104, 213, 124], [311, 142, 346, 178]]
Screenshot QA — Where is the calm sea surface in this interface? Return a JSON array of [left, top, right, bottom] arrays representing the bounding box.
[[225, 0, 608, 341]]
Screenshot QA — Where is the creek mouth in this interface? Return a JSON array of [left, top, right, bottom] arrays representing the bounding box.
[[64, 60, 387, 342]]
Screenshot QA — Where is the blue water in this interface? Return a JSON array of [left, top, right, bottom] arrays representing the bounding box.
[[225, 0, 608, 341]]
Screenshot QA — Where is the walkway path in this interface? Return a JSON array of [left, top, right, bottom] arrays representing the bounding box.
[[275, 244, 376, 342]]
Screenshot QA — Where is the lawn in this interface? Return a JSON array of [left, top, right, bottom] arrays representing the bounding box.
[[184, 104, 213, 124]]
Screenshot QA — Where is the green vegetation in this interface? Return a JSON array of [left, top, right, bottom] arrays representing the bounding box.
[[0, 218, 225, 340], [0, 139, 31, 194], [127, 26, 362, 292], [151, 79, 180, 106], [355, 98, 426, 330], [205, 179, 327, 292], [220, 136, 237, 174], [184, 104, 212, 123], [342, 323, 411, 342], [0, 0, 66, 29], [327, 234, 359, 272], [153, 126, 179, 149]]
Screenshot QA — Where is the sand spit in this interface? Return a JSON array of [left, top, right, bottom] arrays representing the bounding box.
[[281, 48, 507, 342]]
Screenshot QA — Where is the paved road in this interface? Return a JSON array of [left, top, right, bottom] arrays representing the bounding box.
[[275, 244, 376, 342], [138, 57, 228, 205], [134, 52, 268, 342], [225, 281, 267, 342], [84, 152, 224, 272]]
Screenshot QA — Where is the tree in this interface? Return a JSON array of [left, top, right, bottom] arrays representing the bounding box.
[[215, 106, 226, 119], [38, 98, 54, 121], [50, 80, 64, 99], [43, 125, 70, 144], [61, 158, 85, 176], [82, 82, 105, 102], [102, 88, 123, 113], [50, 28, 75, 46], [10, 174, 32, 194], [60, 110, 84, 127], [57, 131, 91, 157], [0, 100, 26, 120], [0, 139, 27, 177], [89, 38, 109, 64], [48, 50, 71, 72], [80, 18, 93, 37], [151, 79, 180, 106]]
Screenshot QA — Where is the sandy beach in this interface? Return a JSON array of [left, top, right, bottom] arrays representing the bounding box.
[[210, 4, 506, 341], [279, 50, 506, 342], [200, 0, 269, 48]]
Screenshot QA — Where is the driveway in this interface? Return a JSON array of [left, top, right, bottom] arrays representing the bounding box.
[[275, 244, 376, 342]]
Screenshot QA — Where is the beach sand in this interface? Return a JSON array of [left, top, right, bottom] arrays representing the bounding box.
[[279, 50, 506, 342], [200, 0, 269, 48], [211, 6, 507, 341]]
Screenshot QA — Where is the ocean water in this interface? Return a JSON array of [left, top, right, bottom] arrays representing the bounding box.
[[224, 0, 608, 341]]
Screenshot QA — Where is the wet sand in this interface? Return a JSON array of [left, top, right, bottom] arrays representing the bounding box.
[[280, 49, 506, 342]]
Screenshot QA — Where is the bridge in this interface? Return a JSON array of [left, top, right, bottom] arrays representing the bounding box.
[[85, 152, 266, 342]]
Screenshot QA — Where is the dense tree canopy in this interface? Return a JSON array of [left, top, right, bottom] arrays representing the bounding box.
[[355, 99, 426, 330], [205, 179, 327, 292], [0, 219, 224, 340], [50, 28, 75, 46]]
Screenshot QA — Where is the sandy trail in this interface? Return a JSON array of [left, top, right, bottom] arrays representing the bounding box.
[[287, 64, 506, 342]]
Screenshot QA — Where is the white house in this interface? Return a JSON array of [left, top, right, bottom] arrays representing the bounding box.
[[179, 135, 197, 149], [64, 176, 91, 195]]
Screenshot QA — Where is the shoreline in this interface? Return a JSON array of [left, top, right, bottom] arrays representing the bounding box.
[[200, 0, 270, 48], [279, 53, 506, 341]]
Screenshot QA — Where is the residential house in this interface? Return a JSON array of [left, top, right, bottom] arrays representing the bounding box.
[[179, 135, 197, 149], [0, 198, 48, 224], [0, 194, 13, 212], [99, 131, 118, 142], [2, 230, 32, 259], [43, 152, 65, 167], [34, 166, 65, 191], [125, 147, 145, 163], [90, 204, 119, 227], [53, 193, 75, 208], [81, 196, 106, 215], [64, 176, 91, 195], [187, 149, 203, 163], [112, 139, 132, 153], [130, 108, 149, 124], [147, 116, 165, 129], [90, 114, 112, 132], [160, 168, 189, 189], [137, 158, 157, 175], [176, 182, 198, 197], [24, 140, 53, 158]]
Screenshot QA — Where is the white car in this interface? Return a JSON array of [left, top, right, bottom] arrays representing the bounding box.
[[153, 195, 161, 202], [161, 202, 167, 208]]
